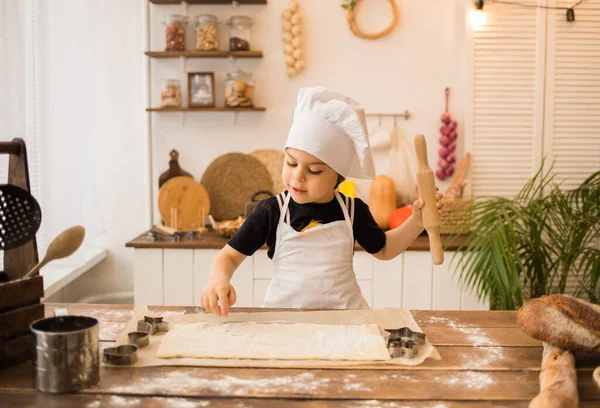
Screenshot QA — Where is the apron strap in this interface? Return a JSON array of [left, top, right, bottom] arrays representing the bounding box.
[[334, 191, 354, 237], [278, 192, 292, 226], [342, 193, 355, 225], [280, 191, 353, 233]]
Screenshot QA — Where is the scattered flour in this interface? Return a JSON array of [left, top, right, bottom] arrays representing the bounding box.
[[146, 310, 186, 319], [432, 371, 494, 391], [108, 371, 330, 396], [362, 401, 450, 408], [427, 317, 507, 367], [419, 316, 473, 328], [450, 322, 507, 367], [89, 309, 134, 322], [155, 398, 211, 408], [108, 396, 142, 407], [99, 322, 127, 340]]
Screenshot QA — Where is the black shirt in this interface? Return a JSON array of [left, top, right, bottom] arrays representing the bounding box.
[[228, 191, 387, 259]]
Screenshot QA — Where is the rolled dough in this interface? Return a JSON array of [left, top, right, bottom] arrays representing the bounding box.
[[156, 321, 392, 361]]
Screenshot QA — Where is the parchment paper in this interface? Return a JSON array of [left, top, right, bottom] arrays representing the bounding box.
[[107, 306, 441, 368]]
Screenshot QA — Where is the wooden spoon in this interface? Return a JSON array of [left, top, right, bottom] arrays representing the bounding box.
[[24, 225, 86, 279]]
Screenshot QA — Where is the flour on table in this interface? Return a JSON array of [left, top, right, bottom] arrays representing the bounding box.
[[156, 321, 391, 361]]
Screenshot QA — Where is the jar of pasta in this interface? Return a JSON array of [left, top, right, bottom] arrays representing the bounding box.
[[195, 14, 219, 51]]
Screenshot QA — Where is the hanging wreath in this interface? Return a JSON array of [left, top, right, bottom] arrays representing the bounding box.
[[341, 0, 399, 40]]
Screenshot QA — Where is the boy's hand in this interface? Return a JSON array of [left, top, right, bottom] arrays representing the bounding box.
[[200, 278, 237, 318], [411, 187, 445, 229]]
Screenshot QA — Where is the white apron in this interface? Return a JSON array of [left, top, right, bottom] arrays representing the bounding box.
[[262, 191, 369, 310]]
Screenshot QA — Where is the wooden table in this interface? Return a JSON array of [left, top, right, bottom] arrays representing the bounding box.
[[1, 303, 599, 407]]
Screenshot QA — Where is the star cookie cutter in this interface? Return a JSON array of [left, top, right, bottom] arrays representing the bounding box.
[[385, 327, 426, 359], [136, 316, 169, 335]]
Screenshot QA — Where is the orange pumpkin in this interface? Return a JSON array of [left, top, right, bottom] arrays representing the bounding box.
[[369, 175, 396, 230], [389, 205, 413, 229]]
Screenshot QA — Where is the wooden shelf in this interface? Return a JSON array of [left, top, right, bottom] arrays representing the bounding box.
[[145, 50, 263, 59], [149, 0, 267, 4], [146, 107, 266, 112]]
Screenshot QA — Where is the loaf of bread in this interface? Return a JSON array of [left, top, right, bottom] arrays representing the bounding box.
[[517, 294, 600, 353], [529, 343, 578, 408]]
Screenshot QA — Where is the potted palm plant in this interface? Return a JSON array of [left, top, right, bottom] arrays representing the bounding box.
[[449, 163, 600, 310]]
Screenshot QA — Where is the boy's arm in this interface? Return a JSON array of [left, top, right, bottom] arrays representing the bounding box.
[[201, 198, 274, 317], [374, 217, 423, 261], [209, 244, 247, 282], [202, 245, 247, 317], [373, 190, 444, 261]]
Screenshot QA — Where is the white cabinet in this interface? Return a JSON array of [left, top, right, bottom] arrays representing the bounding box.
[[133, 248, 488, 310]]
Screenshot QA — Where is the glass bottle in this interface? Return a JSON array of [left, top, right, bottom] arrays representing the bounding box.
[[224, 69, 255, 107], [164, 14, 187, 51], [227, 16, 253, 51], [160, 79, 181, 108], [195, 14, 219, 51]]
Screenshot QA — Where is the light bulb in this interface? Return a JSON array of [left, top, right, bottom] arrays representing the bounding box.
[[469, 9, 486, 30]]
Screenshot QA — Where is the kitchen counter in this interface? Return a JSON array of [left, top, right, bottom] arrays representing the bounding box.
[[124, 230, 480, 309], [125, 229, 469, 251], [1, 303, 599, 406]]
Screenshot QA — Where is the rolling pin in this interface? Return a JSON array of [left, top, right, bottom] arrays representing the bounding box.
[[414, 134, 444, 265]]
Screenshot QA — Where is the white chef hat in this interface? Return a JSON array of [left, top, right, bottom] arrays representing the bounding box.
[[284, 86, 376, 180]]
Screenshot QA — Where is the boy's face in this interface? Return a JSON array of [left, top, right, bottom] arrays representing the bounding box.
[[282, 148, 339, 204]]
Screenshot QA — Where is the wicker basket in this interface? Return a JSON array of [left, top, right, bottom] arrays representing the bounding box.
[[209, 215, 244, 238], [440, 181, 473, 235]]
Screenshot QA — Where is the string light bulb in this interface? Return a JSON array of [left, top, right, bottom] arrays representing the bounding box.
[[566, 8, 575, 22], [470, 0, 486, 30]]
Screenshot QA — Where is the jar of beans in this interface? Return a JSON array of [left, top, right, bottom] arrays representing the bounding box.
[[227, 16, 253, 51], [195, 14, 219, 51], [224, 69, 254, 107], [164, 14, 187, 51]]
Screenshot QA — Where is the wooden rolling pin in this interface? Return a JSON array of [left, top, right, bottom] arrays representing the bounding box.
[[414, 134, 444, 265]]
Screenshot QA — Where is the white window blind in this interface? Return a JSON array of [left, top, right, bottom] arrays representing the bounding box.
[[544, 0, 600, 189], [468, 0, 600, 298], [468, 0, 546, 198]]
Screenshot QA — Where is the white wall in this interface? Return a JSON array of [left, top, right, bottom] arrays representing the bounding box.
[[38, 0, 147, 302], [149, 0, 467, 222], [49, 0, 468, 302]]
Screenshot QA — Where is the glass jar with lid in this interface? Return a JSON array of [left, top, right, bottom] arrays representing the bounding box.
[[160, 79, 181, 108], [227, 16, 253, 51], [195, 14, 219, 51], [164, 14, 187, 51], [224, 69, 255, 107]]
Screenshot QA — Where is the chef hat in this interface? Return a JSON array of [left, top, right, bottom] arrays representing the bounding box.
[[284, 86, 376, 180]]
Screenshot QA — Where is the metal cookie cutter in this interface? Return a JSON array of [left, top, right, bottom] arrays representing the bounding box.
[[137, 316, 169, 335], [385, 327, 426, 359], [103, 344, 139, 365], [127, 331, 150, 348]]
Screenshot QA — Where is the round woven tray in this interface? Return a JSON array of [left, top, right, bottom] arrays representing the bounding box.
[[201, 153, 273, 221], [250, 148, 286, 195]]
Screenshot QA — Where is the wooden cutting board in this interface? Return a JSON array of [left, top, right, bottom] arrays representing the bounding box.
[[158, 177, 210, 230], [158, 149, 193, 189]]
